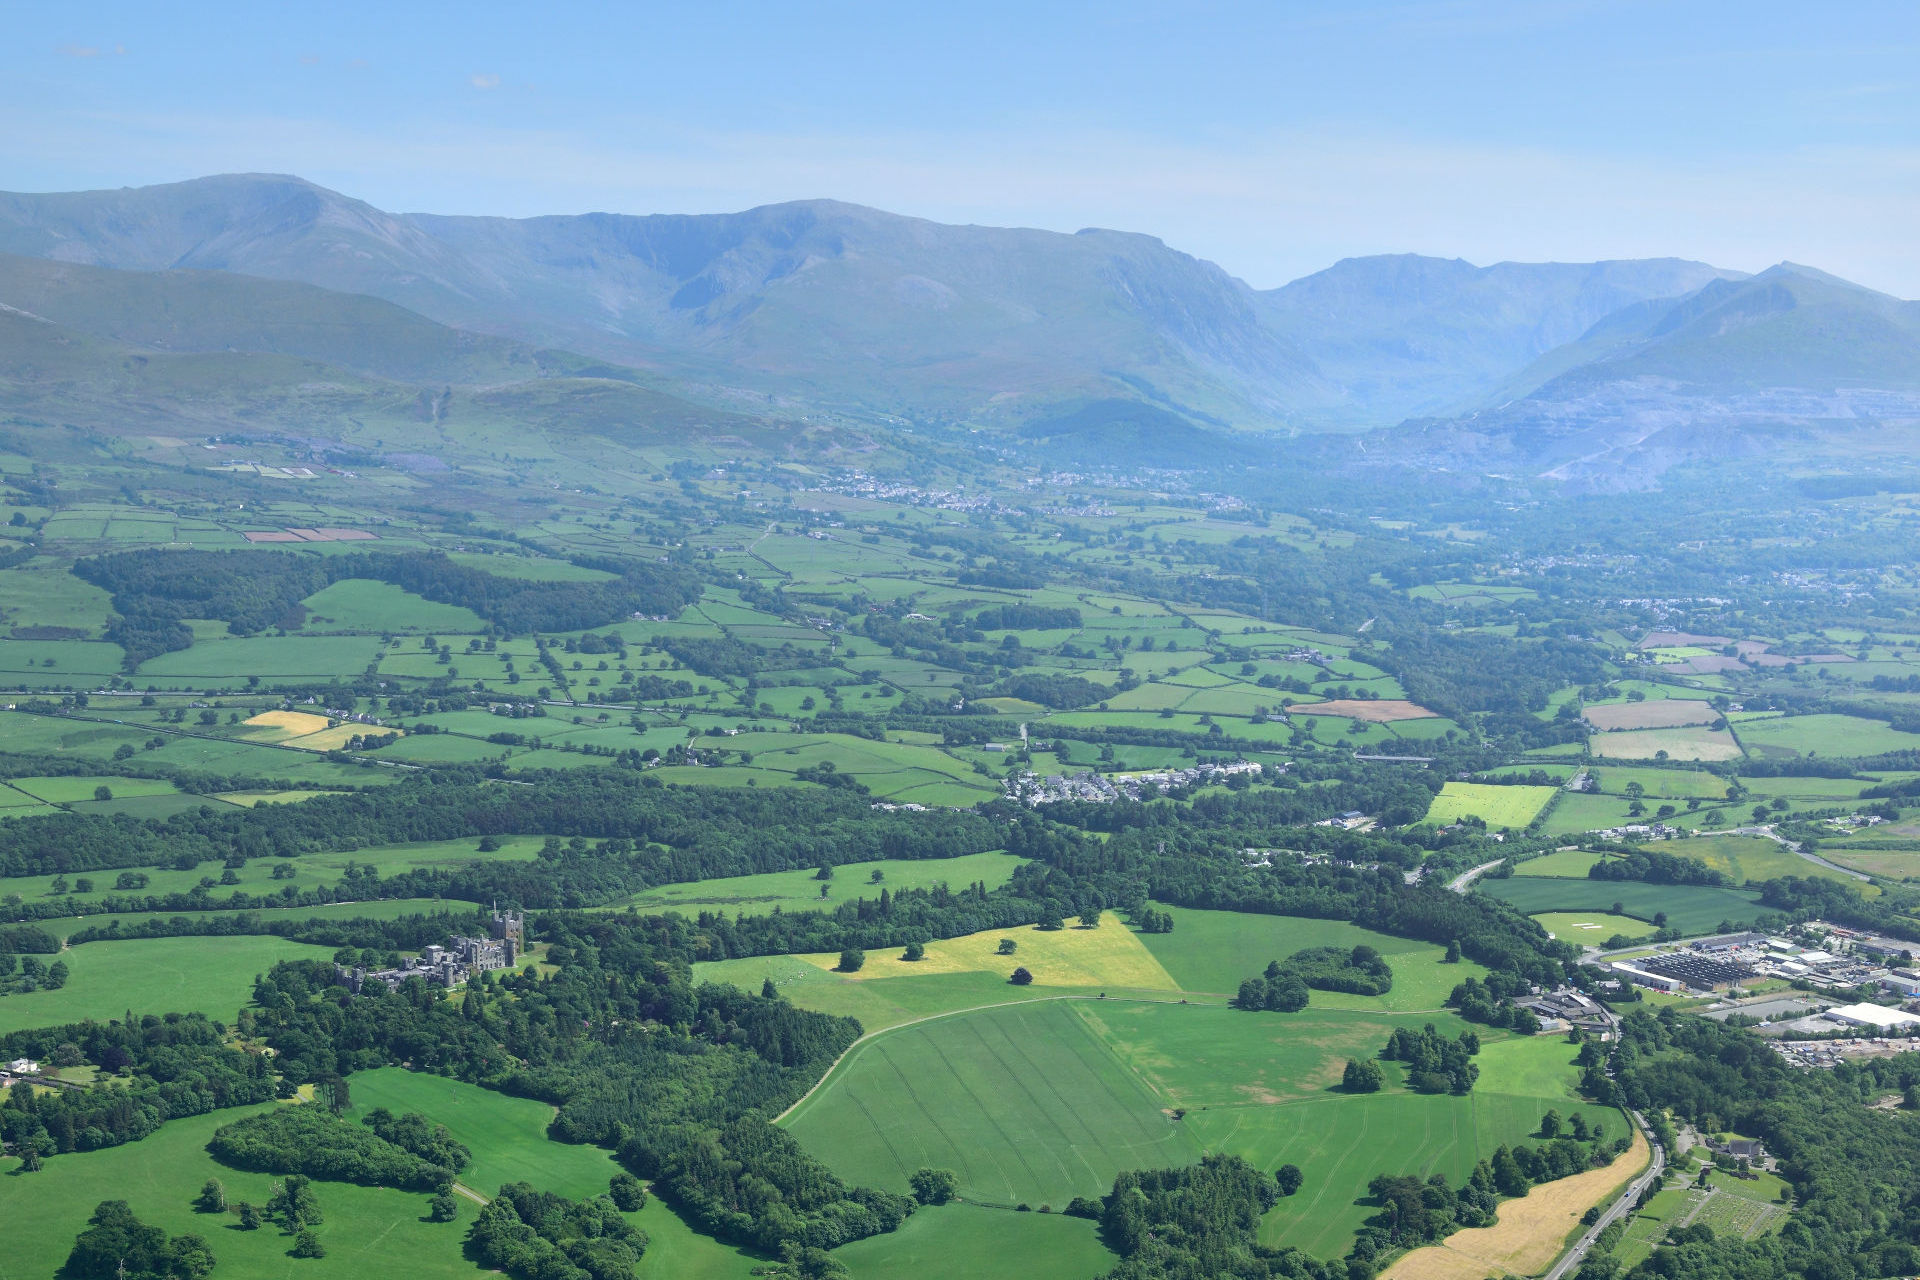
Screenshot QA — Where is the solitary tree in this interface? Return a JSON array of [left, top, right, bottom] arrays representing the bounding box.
[[837, 948, 865, 973], [910, 1167, 959, 1205], [1009, 966, 1034, 986], [996, 938, 1017, 955], [903, 941, 926, 962], [1540, 1109, 1562, 1138], [1079, 911, 1100, 929], [609, 1172, 647, 1212], [428, 1193, 459, 1222], [1342, 1058, 1384, 1093], [291, 1228, 326, 1258], [195, 1179, 227, 1213], [761, 977, 779, 999], [1276, 1164, 1304, 1197]]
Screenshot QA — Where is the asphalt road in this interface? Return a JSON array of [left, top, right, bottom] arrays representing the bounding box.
[[1543, 1110, 1666, 1280]]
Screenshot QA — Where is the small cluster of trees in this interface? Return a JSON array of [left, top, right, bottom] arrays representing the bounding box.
[[1381, 1023, 1480, 1095], [208, 1104, 458, 1192], [465, 1181, 649, 1280], [1233, 945, 1394, 1013], [62, 1200, 215, 1280], [361, 1106, 472, 1174], [1131, 907, 1175, 934], [1446, 976, 1544, 1034]]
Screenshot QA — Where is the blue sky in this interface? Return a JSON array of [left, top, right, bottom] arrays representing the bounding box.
[[5, 1, 1918, 293]]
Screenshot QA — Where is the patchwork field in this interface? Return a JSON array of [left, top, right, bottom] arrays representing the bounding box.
[[1424, 782, 1559, 829]]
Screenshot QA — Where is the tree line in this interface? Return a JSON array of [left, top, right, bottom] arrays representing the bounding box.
[[74, 548, 701, 666]]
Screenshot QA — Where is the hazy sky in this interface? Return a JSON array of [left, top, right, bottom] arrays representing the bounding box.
[[6, 1, 1919, 294]]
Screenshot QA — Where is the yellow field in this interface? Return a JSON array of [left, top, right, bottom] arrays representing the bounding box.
[[240, 710, 332, 741], [283, 723, 399, 751], [796, 911, 1179, 989], [1384, 1127, 1649, 1280]]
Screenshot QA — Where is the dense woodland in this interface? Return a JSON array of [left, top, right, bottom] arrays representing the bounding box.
[[74, 549, 701, 665]]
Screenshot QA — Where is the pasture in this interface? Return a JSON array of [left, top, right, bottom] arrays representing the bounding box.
[[1136, 904, 1480, 1009], [1424, 782, 1558, 829], [0, 935, 337, 1036], [1514, 849, 1605, 877], [1735, 713, 1920, 759], [616, 850, 1025, 916], [1479, 878, 1764, 934], [343, 1067, 620, 1198], [1585, 700, 1718, 731], [1659, 835, 1855, 887], [0, 1103, 479, 1279]]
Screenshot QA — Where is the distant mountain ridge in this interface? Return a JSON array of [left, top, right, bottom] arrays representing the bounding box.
[[0, 174, 1753, 433], [1386, 265, 1920, 489]]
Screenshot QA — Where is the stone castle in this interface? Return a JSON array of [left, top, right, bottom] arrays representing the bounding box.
[[335, 909, 526, 995]]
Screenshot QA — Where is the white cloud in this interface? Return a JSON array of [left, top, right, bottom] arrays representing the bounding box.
[[469, 72, 500, 91]]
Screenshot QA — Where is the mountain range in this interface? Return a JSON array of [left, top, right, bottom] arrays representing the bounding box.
[[1, 173, 1917, 482]]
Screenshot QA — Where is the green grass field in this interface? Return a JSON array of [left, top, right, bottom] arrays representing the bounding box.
[[1515, 849, 1606, 877], [1660, 835, 1855, 887], [1424, 782, 1559, 829], [785, 1000, 1204, 1207], [1532, 911, 1659, 943], [617, 851, 1025, 916], [0, 834, 546, 913], [0, 1103, 477, 1278], [1734, 713, 1920, 759], [833, 1203, 1116, 1279], [0, 935, 337, 1035], [300, 578, 487, 633], [1135, 904, 1482, 1008], [1538, 792, 1645, 836], [343, 1067, 620, 1198], [1479, 878, 1764, 934], [786, 997, 1599, 1257]]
